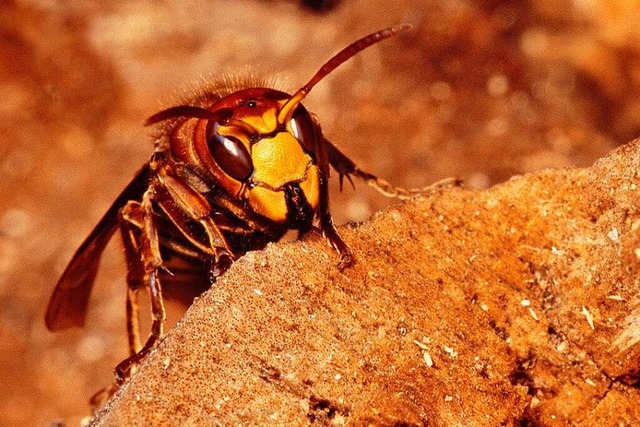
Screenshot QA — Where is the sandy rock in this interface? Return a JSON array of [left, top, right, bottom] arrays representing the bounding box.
[[92, 140, 640, 426]]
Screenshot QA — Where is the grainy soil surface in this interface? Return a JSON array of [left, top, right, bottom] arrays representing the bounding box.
[[94, 140, 640, 426], [1, 1, 640, 425]]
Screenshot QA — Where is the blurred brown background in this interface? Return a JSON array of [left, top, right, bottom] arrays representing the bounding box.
[[1, 0, 639, 425]]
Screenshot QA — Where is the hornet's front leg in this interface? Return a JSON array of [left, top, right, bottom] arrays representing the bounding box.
[[154, 168, 235, 271], [313, 124, 354, 270], [318, 170, 354, 271], [310, 110, 459, 268]]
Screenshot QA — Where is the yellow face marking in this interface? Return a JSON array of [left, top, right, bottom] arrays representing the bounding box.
[[247, 186, 288, 222], [246, 164, 320, 223], [240, 108, 279, 134], [252, 133, 310, 189]]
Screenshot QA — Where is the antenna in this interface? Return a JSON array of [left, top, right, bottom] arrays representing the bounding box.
[[277, 24, 412, 124]]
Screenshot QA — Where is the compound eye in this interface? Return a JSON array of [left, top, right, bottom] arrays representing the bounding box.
[[289, 105, 317, 155], [206, 121, 253, 181]]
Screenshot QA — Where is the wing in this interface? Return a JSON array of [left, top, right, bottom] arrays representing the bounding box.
[[45, 164, 152, 331]]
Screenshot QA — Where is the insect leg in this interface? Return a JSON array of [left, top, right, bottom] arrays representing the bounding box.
[[115, 190, 166, 384], [318, 166, 354, 270], [308, 118, 354, 270], [155, 168, 235, 264], [324, 137, 461, 198], [115, 271, 165, 384], [126, 288, 141, 355], [118, 206, 146, 356]]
